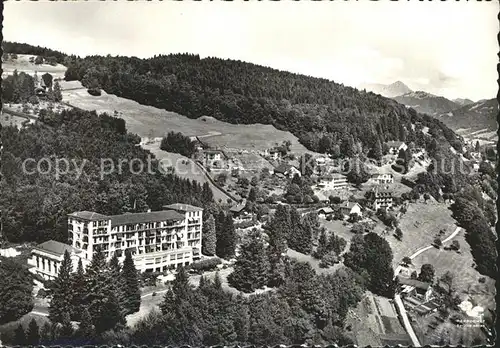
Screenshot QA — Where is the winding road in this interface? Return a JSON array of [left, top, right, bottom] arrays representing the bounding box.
[[393, 226, 463, 347]]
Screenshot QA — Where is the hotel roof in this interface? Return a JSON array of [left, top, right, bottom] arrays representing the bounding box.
[[34, 240, 79, 257], [397, 276, 431, 291], [163, 203, 203, 212], [68, 211, 109, 221], [110, 210, 185, 226]]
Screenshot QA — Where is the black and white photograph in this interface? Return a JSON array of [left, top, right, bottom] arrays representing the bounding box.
[[0, 1, 497, 347]]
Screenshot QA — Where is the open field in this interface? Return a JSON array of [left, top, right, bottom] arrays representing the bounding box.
[[345, 292, 411, 346], [385, 201, 457, 267], [2, 54, 67, 79], [60, 81, 314, 153]]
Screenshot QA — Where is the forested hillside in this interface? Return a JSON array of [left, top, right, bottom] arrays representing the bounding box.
[[61, 54, 464, 155], [0, 108, 215, 243]]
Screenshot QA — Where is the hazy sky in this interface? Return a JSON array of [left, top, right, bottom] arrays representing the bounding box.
[[4, 1, 498, 101]]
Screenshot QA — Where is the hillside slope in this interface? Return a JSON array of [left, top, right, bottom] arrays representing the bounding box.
[[436, 98, 498, 132]]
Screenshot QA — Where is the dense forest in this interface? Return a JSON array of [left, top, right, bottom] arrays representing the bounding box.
[[0, 108, 215, 244], [2, 41, 68, 64], [58, 53, 463, 155]]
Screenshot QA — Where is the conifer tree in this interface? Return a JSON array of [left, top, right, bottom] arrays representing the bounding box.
[[266, 204, 289, 255], [372, 139, 383, 161], [84, 247, 124, 333], [216, 214, 236, 259], [14, 324, 26, 346], [53, 81, 63, 102], [228, 229, 269, 292], [202, 182, 213, 204], [59, 312, 74, 339], [122, 250, 141, 314], [49, 250, 74, 324], [77, 308, 95, 339], [109, 252, 129, 320], [71, 258, 86, 320], [314, 229, 329, 259], [40, 322, 53, 344], [26, 318, 40, 346], [202, 214, 217, 256]]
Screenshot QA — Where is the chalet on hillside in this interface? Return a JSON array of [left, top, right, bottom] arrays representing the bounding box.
[[230, 200, 249, 219], [203, 149, 228, 165], [274, 163, 301, 178], [386, 141, 408, 155], [317, 207, 334, 219], [339, 201, 362, 218]]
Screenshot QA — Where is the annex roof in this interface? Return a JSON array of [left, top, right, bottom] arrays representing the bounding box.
[[34, 240, 78, 257], [68, 211, 109, 221]]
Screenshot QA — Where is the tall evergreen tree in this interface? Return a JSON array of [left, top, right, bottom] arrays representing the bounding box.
[[228, 229, 269, 292], [53, 81, 63, 102], [77, 308, 95, 339], [59, 312, 74, 339], [122, 250, 141, 314], [314, 229, 329, 259], [14, 324, 26, 346], [372, 139, 383, 161], [202, 213, 217, 256], [216, 214, 236, 259], [26, 318, 40, 346], [84, 247, 124, 333], [266, 204, 289, 255], [71, 258, 86, 320], [202, 182, 214, 204], [49, 250, 74, 324], [288, 211, 313, 255], [109, 252, 128, 317]]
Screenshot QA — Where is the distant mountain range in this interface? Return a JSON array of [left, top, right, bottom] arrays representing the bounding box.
[[359, 81, 412, 98], [393, 91, 461, 116], [360, 81, 497, 133]]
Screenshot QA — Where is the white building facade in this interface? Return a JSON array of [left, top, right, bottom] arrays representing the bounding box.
[[60, 205, 203, 273]]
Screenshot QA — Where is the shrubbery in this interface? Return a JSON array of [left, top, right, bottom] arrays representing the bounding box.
[[189, 257, 222, 273]]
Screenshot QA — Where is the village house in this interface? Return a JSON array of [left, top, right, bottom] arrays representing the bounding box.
[[230, 200, 249, 219], [339, 201, 362, 218], [371, 173, 394, 184], [369, 187, 394, 210], [316, 173, 348, 190], [27, 240, 89, 280], [386, 141, 408, 155], [317, 207, 334, 219], [273, 163, 301, 178], [27, 204, 204, 275], [268, 148, 283, 161], [203, 149, 226, 163], [398, 275, 434, 302]]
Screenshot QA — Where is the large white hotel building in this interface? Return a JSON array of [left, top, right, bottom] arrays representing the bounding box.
[[28, 204, 203, 279]]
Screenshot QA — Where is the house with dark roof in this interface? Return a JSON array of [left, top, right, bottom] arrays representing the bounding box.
[[398, 275, 434, 302], [27, 240, 85, 281], [317, 207, 334, 219], [273, 163, 301, 178]]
